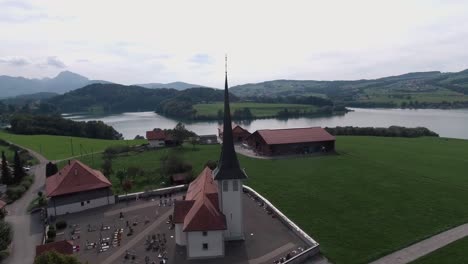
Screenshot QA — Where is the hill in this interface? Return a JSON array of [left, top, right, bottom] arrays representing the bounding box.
[[231, 69, 468, 108], [0, 71, 110, 98], [136, 81, 208, 90]]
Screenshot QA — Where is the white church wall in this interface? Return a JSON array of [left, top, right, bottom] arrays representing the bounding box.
[[219, 179, 244, 240], [175, 224, 187, 245], [186, 230, 224, 259]]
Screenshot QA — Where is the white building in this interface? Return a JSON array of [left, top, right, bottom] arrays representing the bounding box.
[[46, 160, 115, 217], [173, 63, 247, 259]]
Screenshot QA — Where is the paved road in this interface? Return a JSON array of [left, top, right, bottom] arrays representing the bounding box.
[[370, 224, 468, 264], [5, 147, 48, 264]]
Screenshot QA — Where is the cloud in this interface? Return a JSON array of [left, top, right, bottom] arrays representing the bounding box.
[[0, 57, 29, 66], [189, 54, 214, 65], [46, 56, 66, 68]]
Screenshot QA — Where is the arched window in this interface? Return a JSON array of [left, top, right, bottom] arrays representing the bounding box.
[[223, 181, 229, 192], [233, 180, 239, 191]]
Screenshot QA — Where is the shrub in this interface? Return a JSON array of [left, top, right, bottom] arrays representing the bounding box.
[[47, 229, 56, 239], [0, 250, 10, 262], [6, 186, 26, 200], [55, 220, 67, 230], [20, 180, 32, 190]]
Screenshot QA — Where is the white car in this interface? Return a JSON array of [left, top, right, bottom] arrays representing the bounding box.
[[23, 166, 31, 172]]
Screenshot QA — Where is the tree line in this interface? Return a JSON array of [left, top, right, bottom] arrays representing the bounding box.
[[9, 114, 123, 139], [325, 126, 439, 138]]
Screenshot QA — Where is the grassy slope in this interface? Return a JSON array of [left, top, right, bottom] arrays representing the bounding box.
[[409, 237, 468, 264], [67, 136, 468, 264], [0, 130, 147, 160], [193, 102, 317, 117]]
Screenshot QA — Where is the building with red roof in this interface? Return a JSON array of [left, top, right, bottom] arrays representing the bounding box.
[[146, 129, 168, 148], [46, 160, 115, 217], [218, 124, 251, 143], [247, 127, 336, 156], [35, 240, 74, 257]]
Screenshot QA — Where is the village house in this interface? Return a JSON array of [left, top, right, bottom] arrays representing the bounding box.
[[46, 160, 115, 217], [35, 240, 75, 258], [146, 129, 168, 148], [218, 125, 251, 143], [247, 127, 336, 156]]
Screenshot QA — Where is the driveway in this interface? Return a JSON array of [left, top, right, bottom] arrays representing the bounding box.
[[5, 147, 48, 264]]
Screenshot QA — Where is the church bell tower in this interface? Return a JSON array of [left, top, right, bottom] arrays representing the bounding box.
[[213, 56, 248, 241]]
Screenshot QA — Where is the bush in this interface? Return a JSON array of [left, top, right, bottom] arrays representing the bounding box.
[[47, 229, 56, 239], [0, 250, 10, 262], [56, 220, 67, 230], [20, 180, 32, 190], [6, 186, 26, 200]]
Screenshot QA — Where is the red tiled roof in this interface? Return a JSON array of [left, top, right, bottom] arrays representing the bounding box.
[[219, 124, 250, 134], [146, 129, 167, 140], [36, 240, 74, 257], [0, 200, 6, 210], [173, 167, 226, 232], [46, 160, 112, 197], [253, 127, 335, 145]]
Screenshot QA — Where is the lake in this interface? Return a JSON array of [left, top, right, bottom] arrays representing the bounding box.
[[65, 108, 468, 140]]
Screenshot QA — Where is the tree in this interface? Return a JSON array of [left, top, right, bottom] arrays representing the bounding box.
[[116, 170, 126, 185], [101, 158, 113, 178], [1, 151, 13, 185], [13, 150, 25, 184], [46, 162, 59, 177], [122, 179, 132, 195], [0, 221, 11, 250], [126, 167, 140, 180], [34, 251, 81, 264]]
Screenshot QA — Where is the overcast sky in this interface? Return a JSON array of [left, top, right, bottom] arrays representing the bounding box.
[[1, 0, 468, 87]]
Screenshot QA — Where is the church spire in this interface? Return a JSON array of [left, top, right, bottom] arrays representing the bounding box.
[[213, 56, 247, 180]]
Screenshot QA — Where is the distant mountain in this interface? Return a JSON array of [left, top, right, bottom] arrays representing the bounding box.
[[230, 69, 468, 108], [136, 81, 207, 90], [0, 71, 110, 98]]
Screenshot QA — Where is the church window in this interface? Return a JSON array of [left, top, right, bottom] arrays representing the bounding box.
[[233, 180, 239, 191], [223, 181, 229, 192], [202, 243, 208, 250], [202, 231, 207, 236], [81, 202, 84, 206]]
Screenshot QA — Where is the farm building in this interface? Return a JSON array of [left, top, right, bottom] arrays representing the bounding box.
[[35, 240, 75, 257], [246, 127, 335, 156], [46, 160, 115, 217], [218, 125, 251, 143], [146, 129, 168, 148]]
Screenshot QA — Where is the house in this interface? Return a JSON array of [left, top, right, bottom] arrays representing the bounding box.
[[173, 64, 247, 259], [46, 160, 115, 217], [218, 125, 251, 143], [198, 135, 218, 145], [146, 129, 167, 148], [247, 127, 335, 156], [36, 240, 74, 257]]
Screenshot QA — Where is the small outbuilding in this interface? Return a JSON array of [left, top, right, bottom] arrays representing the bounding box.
[[218, 125, 251, 143], [247, 127, 335, 156], [36, 240, 75, 257], [46, 160, 115, 217]]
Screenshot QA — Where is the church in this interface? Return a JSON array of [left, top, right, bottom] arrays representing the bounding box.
[[173, 60, 248, 259]]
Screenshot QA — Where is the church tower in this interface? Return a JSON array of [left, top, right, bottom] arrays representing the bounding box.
[[213, 56, 248, 241]]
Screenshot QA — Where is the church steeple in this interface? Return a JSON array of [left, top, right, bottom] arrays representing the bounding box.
[[213, 56, 247, 180]]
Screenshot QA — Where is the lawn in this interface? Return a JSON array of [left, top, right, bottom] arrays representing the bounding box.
[[410, 236, 468, 264], [63, 136, 468, 264], [0, 130, 147, 161], [193, 102, 317, 118]]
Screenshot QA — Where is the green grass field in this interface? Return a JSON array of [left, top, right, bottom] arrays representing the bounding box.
[[410, 237, 468, 264], [193, 102, 317, 117], [0, 130, 147, 160], [63, 136, 468, 264]]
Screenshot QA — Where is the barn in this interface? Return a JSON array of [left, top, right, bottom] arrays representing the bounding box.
[[218, 125, 251, 143], [46, 160, 115, 217], [246, 127, 335, 156]]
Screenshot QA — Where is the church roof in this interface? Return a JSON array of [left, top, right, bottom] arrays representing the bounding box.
[[46, 160, 112, 197], [36, 240, 74, 257], [173, 167, 227, 232], [212, 61, 247, 181]]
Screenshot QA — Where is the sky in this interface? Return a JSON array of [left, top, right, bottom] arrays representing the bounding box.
[[1, 0, 468, 87]]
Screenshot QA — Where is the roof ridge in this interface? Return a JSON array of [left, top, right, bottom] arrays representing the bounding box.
[[258, 126, 322, 132]]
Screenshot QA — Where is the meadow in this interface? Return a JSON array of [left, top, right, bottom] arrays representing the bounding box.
[[61, 136, 468, 264], [193, 102, 317, 118], [0, 130, 146, 161], [410, 237, 468, 264]]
